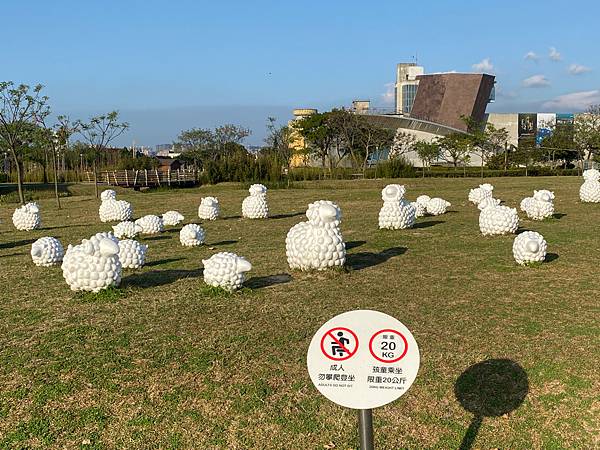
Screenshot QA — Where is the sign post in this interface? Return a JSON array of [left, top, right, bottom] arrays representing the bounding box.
[[307, 310, 420, 449]]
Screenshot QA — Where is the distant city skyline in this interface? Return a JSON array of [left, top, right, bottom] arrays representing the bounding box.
[[2, 0, 598, 147]]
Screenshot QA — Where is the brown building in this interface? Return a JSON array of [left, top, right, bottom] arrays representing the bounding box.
[[410, 73, 495, 131]]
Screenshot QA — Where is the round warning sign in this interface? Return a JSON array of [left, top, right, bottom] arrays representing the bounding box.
[[306, 310, 420, 410]]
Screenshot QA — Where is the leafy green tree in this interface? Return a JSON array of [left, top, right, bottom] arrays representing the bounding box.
[[354, 119, 395, 175], [295, 112, 336, 171], [540, 123, 577, 168], [574, 105, 600, 163], [437, 132, 472, 170], [0, 82, 50, 204], [263, 117, 293, 182], [75, 111, 129, 198], [415, 140, 441, 177]]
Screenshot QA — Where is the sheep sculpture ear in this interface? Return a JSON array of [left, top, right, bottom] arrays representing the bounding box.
[[99, 239, 119, 257], [236, 257, 252, 273], [29, 204, 40, 213]]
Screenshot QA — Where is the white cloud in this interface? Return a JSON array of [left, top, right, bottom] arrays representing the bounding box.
[[381, 82, 395, 104], [542, 90, 600, 110], [472, 58, 494, 73], [549, 46, 561, 61], [524, 51, 539, 62], [522, 74, 550, 88], [568, 64, 591, 75]]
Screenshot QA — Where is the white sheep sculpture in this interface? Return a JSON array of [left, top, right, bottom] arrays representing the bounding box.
[[513, 231, 547, 265], [98, 189, 133, 222], [112, 221, 142, 239], [202, 252, 252, 292], [286, 200, 345, 271], [378, 184, 416, 229], [468, 184, 494, 205], [180, 224, 206, 247], [13, 202, 41, 231], [162, 211, 185, 226], [135, 215, 164, 235], [118, 239, 148, 269], [242, 184, 269, 219], [580, 169, 600, 203], [479, 204, 519, 236], [521, 190, 555, 220], [198, 197, 220, 220], [61, 233, 122, 292], [426, 198, 451, 216], [31, 237, 64, 267]]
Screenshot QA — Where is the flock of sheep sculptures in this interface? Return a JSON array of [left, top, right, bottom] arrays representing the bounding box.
[[9, 169, 600, 293]]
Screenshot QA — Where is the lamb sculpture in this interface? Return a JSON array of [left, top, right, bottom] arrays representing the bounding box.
[[162, 211, 184, 226], [112, 221, 142, 239], [198, 197, 220, 220], [411, 201, 427, 218], [31, 237, 64, 267], [135, 215, 164, 235], [13, 202, 41, 231], [242, 184, 269, 219], [202, 252, 252, 292], [513, 231, 547, 265], [479, 204, 519, 236], [118, 239, 148, 269], [579, 169, 600, 203], [378, 184, 416, 229], [521, 190, 555, 220], [286, 200, 345, 271], [468, 183, 494, 205], [180, 224, 206, 247], [426, 198, 451, 216], [98, 189, 133, 222], [61, 233, 122, 292]]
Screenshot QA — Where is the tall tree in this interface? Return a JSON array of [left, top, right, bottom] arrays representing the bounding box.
[[0, 82, 50, 204], [389, 128, 417, 160], [75, 111, 129, 198], [437, 132, 472, 170], [574, 105, 600, 163], [354, 120, 395, 175], [414, 140, 441, 177], [175, 127, 215, 170], [264, 117, 293, 171], [295, 112, 336, 171], [214, 124, 251, 156]]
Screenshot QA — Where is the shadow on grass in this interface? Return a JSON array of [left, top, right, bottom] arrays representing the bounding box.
[[0, 238, 36, 250], [346, 240, 367, 251], [210, 240, 238, 246], [122, 268, 203, 288], [0, 252, 26, 258], [244, 273, 292, 289], [455, 359, 528, 450], [141, 235, 172, 241], [413, 220, 444, 229], [165, 227, 182, 233], [346, 247, 407, 271], [222, 215, 242, 220], [552, 213, 567, 220], [145, 257, 186, 267], [270, 212, 305, 220], [546, 253, 559, 263]]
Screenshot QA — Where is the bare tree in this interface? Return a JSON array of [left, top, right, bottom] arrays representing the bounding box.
[[389, 129, 416, 160], [75, 111, 129, 198], [0, 82, 50, 204]]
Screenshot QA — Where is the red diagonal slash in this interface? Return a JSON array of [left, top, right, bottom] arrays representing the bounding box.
[[327, 330, 353, 356]]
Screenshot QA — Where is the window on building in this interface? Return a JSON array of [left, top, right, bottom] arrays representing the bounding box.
[[402, 84, 418, 113]]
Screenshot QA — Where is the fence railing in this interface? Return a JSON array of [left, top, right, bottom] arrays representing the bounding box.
[[85, 169, 197, 187]]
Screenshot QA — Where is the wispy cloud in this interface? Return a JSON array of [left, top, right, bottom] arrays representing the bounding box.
[[522, 74, 550, 88], [568, 64, 591, 75], [542, 90, 600, 110], [472, 58, 494, 73], [381, 83, 395, 104], [549, 46, 561, 61], [524, 51, 539, 62]]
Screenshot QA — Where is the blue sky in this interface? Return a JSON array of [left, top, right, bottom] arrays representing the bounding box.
[[2, 0, 598, 146]]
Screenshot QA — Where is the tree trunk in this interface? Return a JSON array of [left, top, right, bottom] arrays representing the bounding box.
[[504, 144, 508, 172], [10, 149, 25, 205], [480, 153, 484, 180], [52, 147, 61, 209], [93, 159, 99, 198]]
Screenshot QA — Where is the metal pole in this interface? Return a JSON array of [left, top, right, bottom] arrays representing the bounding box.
[[358, 409, 374, 450]]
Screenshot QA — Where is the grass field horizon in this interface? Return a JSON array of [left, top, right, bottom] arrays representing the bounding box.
[[1, 177, 598, 449]]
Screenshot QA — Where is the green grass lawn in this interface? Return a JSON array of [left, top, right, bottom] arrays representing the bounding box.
[[0, 177, 598, 449]]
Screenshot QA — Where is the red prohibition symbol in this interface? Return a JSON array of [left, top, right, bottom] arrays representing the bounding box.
[[320, 327, 359, 361], [369, 329, 408, 363]]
